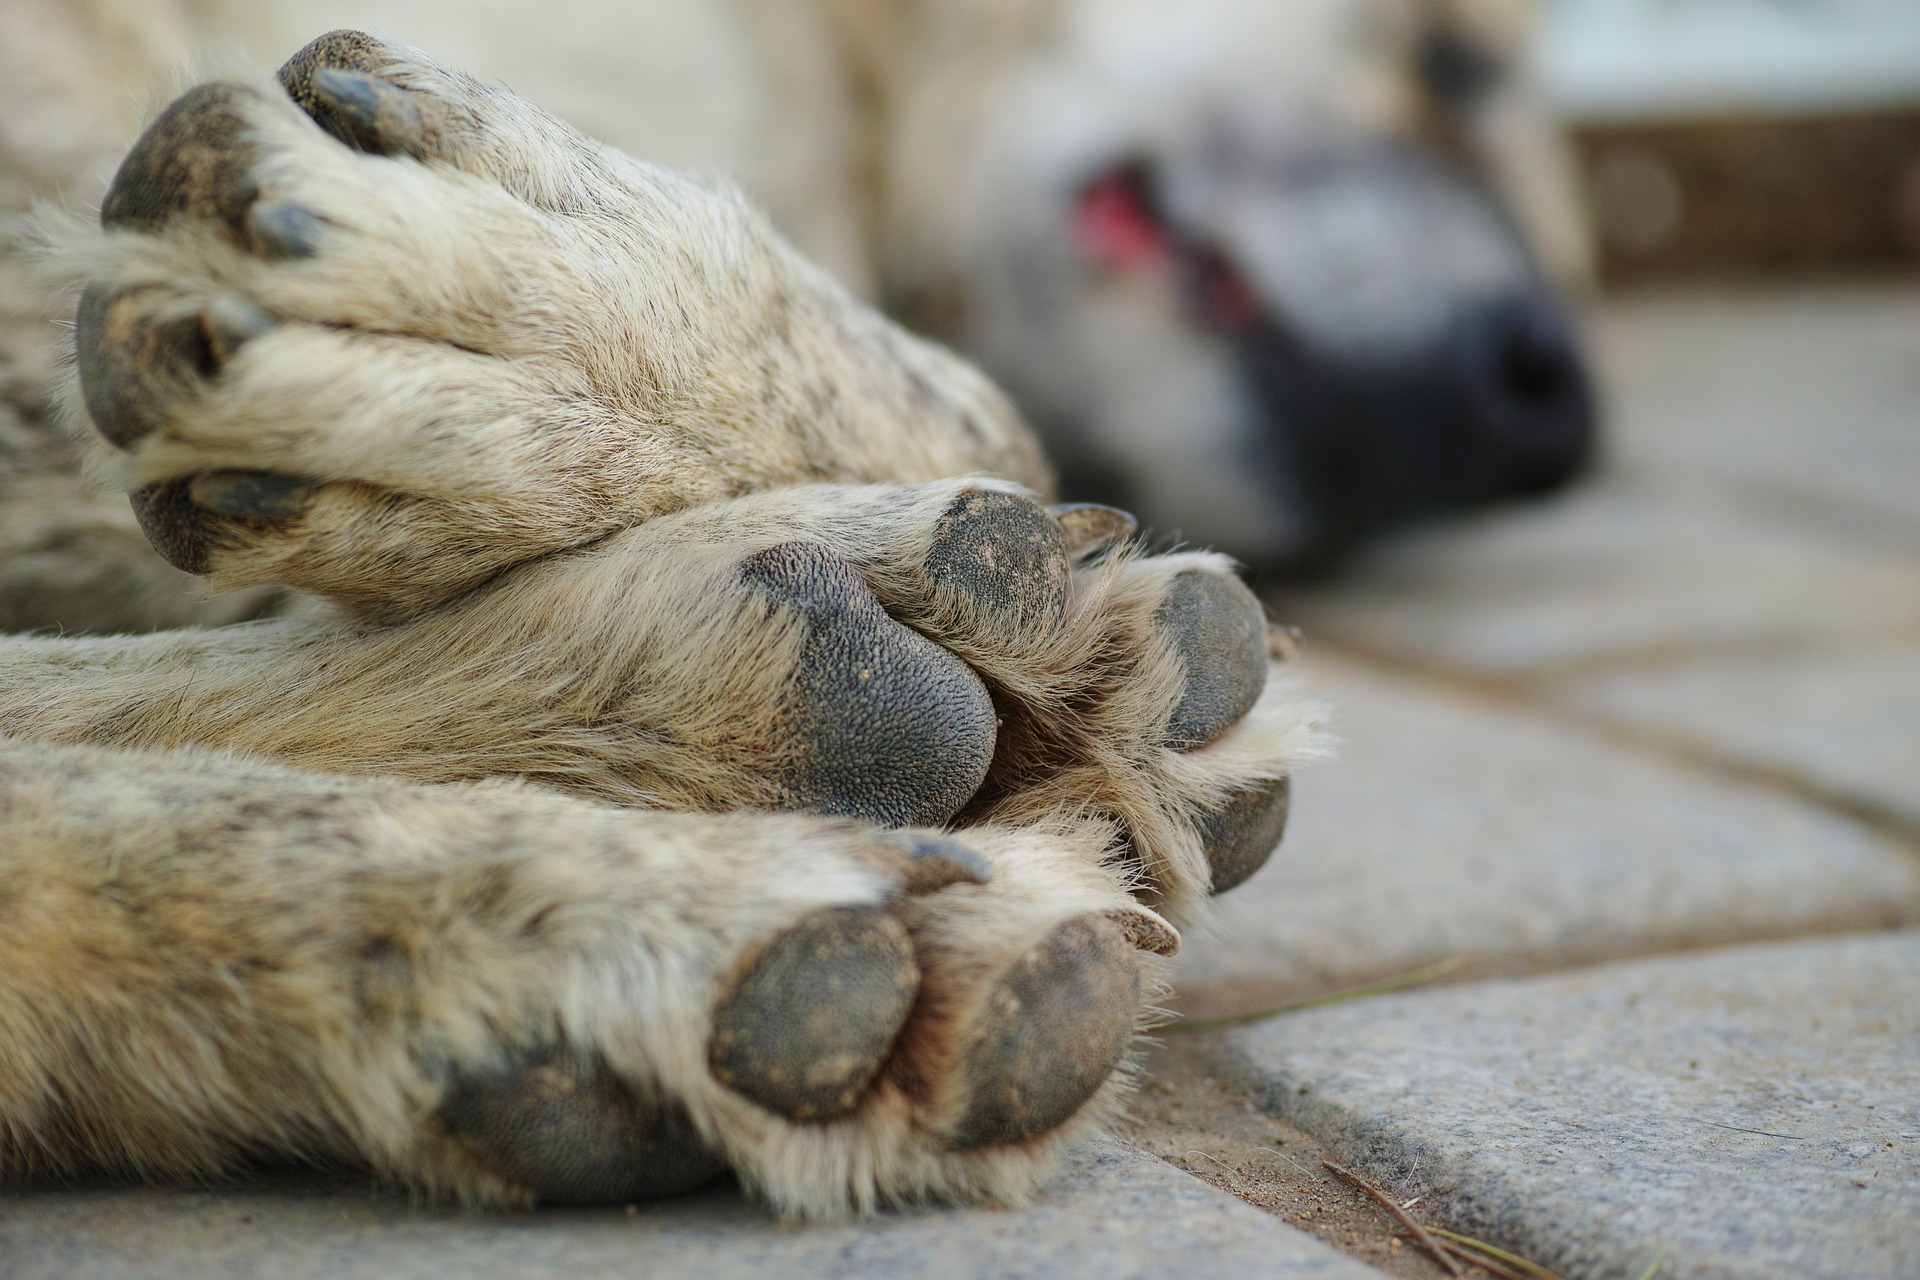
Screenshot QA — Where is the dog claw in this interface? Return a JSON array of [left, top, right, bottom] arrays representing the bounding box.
[[1046, 503, 1137, 551], [188, 470, 318, 520], [310, 67, 430, 158], [198, 298, 276, 365], [870, 833, 994, 894], [246, 202, 322, 259]]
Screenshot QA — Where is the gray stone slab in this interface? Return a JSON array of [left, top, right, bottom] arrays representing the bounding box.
[[1594, 286, 1920, 540], [1548, 639, 1920, 834], [0, 1135, 1383, 1280], [1217, 932, 1920, 1280], [1172, 656, 1920, 1019], [1269, 485, 1920, 677]]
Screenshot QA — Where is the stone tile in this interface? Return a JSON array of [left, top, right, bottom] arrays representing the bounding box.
[[1594, 287, 1920, 540], [1547, 639, 1920, 833], [1215, 932, 1920, 1280], [1171, 656, 1920, 1020], [1267, 485, 1920, 677], [0, 1135, 1383, 1280]]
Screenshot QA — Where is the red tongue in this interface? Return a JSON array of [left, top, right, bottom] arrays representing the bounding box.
[[1073, 170, 1173, 269], [1073, 167, 1263, 331]]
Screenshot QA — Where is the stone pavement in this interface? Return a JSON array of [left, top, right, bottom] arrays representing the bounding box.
[[5, 289, 1916, 1278], [0, 1137, 1378, 1280], [1161, 284, 1920, 1278]]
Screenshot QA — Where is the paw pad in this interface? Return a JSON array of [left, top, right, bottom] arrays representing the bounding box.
[[1157, 570, 1269, 750], [439, 1048, 725, 1204], [945, 913, 1139, 1150], [1197, 776, 1291, 894], [741, 540, 995, 828], [709, 906, 919, 1121], [923, 490, 1070, 637]]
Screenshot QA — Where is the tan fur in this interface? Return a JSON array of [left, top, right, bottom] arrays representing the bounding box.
[[0, 29, 1329, 1215]]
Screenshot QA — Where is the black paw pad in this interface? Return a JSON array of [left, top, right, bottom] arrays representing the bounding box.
[[101, 82, 262, 238], [709, 906, 918, 1121], [945, 914, 1139, 1150], [1197, 776, 1290, 895], [439, 1048, 725, 1204], [923, 490, 1070, 637], [1157, 570, 1269, 750], [741, 541, 996, 828]]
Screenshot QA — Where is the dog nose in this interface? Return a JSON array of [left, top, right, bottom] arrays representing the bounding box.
[[1456, 295, 1596, 496]]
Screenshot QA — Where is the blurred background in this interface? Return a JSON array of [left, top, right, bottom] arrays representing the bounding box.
[[1187, 0, 1920, 1019]]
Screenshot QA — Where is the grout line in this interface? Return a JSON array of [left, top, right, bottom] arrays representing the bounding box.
[[1305, 635, 1920, 862]]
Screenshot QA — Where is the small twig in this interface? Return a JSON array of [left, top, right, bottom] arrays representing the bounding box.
[[1427, 1228, 1568, 1280], [1321, 1158, 1462, 1278], [1171, 956, 1466, 1032]]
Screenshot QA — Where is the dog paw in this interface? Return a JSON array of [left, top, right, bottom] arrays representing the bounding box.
[[337, 803, 1172, 1215], [61, 32, 1040, 617], [568, 480, 1328, 919]]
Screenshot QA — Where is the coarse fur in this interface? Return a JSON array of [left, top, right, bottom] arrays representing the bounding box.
[[0, 0, 1594, 638], [0, 31, 1330, 1218]]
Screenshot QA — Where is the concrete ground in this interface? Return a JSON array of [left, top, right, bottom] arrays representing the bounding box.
[[5, 285, 1917, 1279]]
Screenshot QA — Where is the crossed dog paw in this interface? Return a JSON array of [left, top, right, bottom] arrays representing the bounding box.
[[20, 30, 1325, 1214]]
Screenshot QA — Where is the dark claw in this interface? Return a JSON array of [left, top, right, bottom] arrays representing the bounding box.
[[187, 470, 318, 520], [439, 1047, 725, 1204], [741, 541, 996, 828], [945, 913, 1139, 1150], [923, 490, 1070, 636], [1046, 503, 1137, 552], [199, 297, 276, 365], [1157, 569, 1269, 750], [1198, 776, 1291, 894], [1104, 906, 1180, 956], [309, 67, 430, 158], [877, 833, 994, 894], [709, 906, 919, 1121], [246, 202, 322, 259]]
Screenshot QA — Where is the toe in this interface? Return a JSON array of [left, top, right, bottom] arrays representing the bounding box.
[[1197, 776, 1291, 894], [1157, 570, 1269, 750], [923, 490, 1071, 638], [439, 1047, 725, 1204], [709, 906, 919, 1121], [944, 913, 1140, 1150], [100, 82, 262, 238]]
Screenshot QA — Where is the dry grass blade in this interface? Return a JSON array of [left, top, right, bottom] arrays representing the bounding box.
[[1420, 1237, 1530, 1280], [1634, 1243, 1667, 1280], [1320, 1158, 1462, 1277], [1170, 956, 1466, 1032], [1428, 1228, 1568, 1280]]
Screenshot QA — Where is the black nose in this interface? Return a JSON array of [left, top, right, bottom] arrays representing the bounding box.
[[1456, 295, 1596, 495]]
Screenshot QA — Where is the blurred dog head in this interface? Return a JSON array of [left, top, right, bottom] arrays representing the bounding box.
[[874, 0, 1598, 569]]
